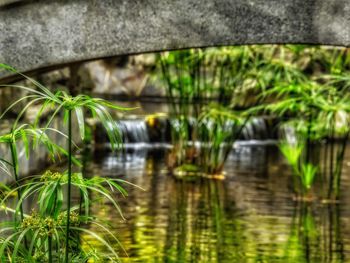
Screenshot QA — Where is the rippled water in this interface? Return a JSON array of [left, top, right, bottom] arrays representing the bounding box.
[[83, 144, 350, 263]]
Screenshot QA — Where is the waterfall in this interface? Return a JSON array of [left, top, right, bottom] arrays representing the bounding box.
[[241, 117, 276, 140], [94, 116, 279, 147], [118, 119, 150, 143]]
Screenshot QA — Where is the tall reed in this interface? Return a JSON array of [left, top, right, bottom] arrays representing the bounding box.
[[157, 48, 252, 177]]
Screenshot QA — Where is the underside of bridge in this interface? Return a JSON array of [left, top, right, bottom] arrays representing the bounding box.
[[0, 0, 349, 81]]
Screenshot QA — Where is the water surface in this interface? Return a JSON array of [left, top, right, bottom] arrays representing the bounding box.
[[84, 144, 350, 263]]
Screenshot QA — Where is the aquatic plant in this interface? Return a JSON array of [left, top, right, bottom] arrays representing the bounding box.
[[0, 170, 133, 262], [0, 125, 75, 223], [197, 104, 246, 176], [0, 63, 133, 261], [166, 108, 247, 178], [157, 49, 251, 177], [157, 47, 260, 105], [279, 141, 318, 195], [167, 106, 246, 178], [259, 80, 350, 200]]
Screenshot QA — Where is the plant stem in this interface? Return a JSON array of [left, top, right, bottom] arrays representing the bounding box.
[[79, 143, 89, 217], [328, 119, 335, 199], [48, 236, 53, 263], [65, 109, 72, 263], [10, 140, 28, 249], [9, 141, 24, 223], [306, 113, 312, 163]]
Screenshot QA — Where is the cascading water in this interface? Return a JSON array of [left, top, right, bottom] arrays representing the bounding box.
[[117, 119, 150, 143], [240, 117, 277, 141], [95, 116, 279, 146]]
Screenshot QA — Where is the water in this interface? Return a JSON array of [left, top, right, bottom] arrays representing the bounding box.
[[117, 119, 150, 143], [83, 144, 350, 263], [1, 97, 349, 262], [95, 100, 279, 144]]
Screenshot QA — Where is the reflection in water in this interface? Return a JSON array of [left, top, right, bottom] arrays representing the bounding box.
[[83, 145, 350, 262], [285, 203, 345, 263], [2, 145, 349, 262]]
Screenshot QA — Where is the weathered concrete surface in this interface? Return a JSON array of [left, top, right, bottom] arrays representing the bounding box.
[[0, 0, 349, 80], [0, 0, 22, 6]]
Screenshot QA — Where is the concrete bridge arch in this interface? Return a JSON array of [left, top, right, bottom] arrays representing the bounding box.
[[0, 0, 349, 80]]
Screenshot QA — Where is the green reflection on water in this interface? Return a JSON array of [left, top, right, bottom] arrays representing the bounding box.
[[85, 148, 349, 263]]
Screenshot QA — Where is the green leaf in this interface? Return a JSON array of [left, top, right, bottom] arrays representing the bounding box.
[[301, 163, 318, 189], [75, 106, 85, 140], [21, 129, 29, 159]]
